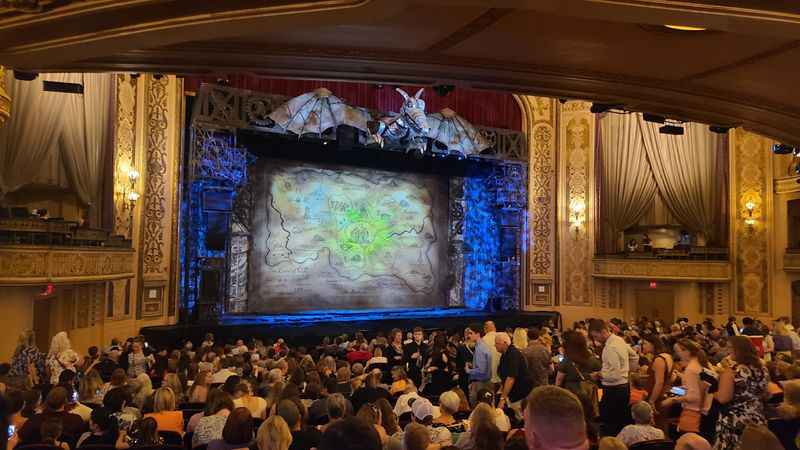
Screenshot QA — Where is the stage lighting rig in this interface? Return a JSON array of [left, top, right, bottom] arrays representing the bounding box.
[[642, 113, 666, 124], [589, 102, 624, 114], [773, 143, 798, 155], [709, 125, 732, 134], [659, 124, 684, 135], [13, 71, 38, 81]]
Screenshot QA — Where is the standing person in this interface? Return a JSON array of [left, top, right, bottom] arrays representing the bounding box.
[[46, 332, 80, 385], [385, 329, 406, 374], [9, 330, 43, 389], [464, 323, 492, 406], [520, 327, 552, 389], [640, 334, 673, 428], [588, 319, 632, 437], [422, 333, 452, 397], [557, 331, 601, 425], [663, 339, 708, 435], [482, 321, 501, 385], [127, 341, 153, 378], [740, 318, 761, 336], [405, 327, 429, 388], [495, 332, 533, 420], [713, 336, 769, 450], [725, 317, 740, 337]]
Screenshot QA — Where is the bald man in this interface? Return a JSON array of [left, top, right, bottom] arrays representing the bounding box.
[[496, 332, 533, 419], [524, 386, 588, 450]]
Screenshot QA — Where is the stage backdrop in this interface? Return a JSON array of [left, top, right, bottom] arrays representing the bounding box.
[[248, 158, 449, 312]]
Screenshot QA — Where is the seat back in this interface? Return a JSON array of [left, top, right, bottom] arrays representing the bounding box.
[[160, 431, 184, 446], [768, 418, 800, 450], [629, 439, 675, 450]]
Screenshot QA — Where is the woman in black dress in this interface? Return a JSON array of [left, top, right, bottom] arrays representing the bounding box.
[[422, 333, 454, 398], [384, 328, 406, 384]]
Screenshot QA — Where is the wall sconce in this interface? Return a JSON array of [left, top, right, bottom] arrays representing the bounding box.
[[744, 201, 757, 230], [569, 200, 586, 239], [118, 168, 140, 212]]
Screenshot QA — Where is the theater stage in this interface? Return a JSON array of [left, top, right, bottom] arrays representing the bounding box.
[[140, 307, 560, 349]]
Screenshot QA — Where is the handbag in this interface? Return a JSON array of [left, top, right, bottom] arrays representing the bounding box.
[[572, 362, 599, 417]]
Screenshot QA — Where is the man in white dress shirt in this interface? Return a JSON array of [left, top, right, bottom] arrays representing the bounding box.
[[589, 319, 632, 437]]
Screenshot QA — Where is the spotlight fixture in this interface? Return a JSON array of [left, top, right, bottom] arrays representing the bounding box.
[[558, 98, 568, 104], [433, 85, 455, 97], [153, 73, 164, 80], [43, 80, 83, 94], [773, 143, 797, 155], [215, 78, 231, 87], [642, 113, 666, 124], [709, 125, 732, 134], [589, 103, 624, 114], [659, 124, 684, 135], [130, 73, 141, 79], [13, 71, 38, 81]]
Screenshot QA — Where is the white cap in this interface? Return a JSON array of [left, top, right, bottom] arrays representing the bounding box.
[[411, 397, 434, 420]]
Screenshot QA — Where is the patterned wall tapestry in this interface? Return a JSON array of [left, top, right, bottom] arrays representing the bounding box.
[[114, 74, 137, 236], [733, 129, 773, 315], [559, 101, 595, 306]]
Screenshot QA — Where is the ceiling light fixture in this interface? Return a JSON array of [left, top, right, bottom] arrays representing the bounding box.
[[590, 103, 624, 114], [664, 25, 707, 32], [659, 124, 684, 135]]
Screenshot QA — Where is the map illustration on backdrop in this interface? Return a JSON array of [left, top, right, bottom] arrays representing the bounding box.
[[248, 159, 448, 312]]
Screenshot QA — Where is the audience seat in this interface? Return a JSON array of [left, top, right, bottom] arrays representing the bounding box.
[[16, 445, 61, 450], [629, 440, 675, 450], [79, 445, 116, 450], [134, 446, 184, 450], [160, 431, 184, 447], [768, 418, 800, 450]]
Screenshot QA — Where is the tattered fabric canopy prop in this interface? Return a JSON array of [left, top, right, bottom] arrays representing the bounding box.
[[426, 108, 490, 156], [268, 88, 369, 136]]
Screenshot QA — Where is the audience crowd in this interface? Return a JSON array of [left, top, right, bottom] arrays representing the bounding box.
[[0, 316, 799, 450]]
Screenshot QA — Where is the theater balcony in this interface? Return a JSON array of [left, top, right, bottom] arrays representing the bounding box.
[[0, 214, 134, 285], [592, 256, 732, 282]]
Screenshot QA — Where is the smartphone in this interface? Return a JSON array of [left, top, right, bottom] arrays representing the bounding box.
[[557, 355, 565, 363], [670, 386, 686, 396], [72, 391, 79, 403], [7, 424, 14, 438]]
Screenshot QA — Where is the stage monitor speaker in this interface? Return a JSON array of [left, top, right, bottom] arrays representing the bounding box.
[[205, 212, 230, 251], [203, 189, 234, 212]]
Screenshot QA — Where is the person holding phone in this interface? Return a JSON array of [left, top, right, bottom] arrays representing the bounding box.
[[663, 339, 708, 435]]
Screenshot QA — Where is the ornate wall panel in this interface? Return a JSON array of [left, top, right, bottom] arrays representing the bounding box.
[[0, 66, 10, 126], [516, 95, 556, 307], [114, 74, 137, 236], [732, 129, 773, 315], [136, 74, 183, 319], [559, 101, 594, 306]]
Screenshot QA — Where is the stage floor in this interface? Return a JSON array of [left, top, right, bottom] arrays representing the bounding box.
[[141, 307, 561, 348]]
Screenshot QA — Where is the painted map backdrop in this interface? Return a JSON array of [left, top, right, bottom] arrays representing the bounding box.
[[248, 159, 449, 312]]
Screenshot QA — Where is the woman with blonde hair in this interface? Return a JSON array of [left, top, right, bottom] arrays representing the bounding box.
[[162, 373, 185, 404], [188, 370, 212, 404], [79, 369, 104, 405], [46, 331, 80, 384], [512, 328, 528, 350], [145, 387, 184, 433], [234, 380, 267, 419], [256, 415, 292, 450], [131, 372, 154, 410], [9, 329, 43, 388]]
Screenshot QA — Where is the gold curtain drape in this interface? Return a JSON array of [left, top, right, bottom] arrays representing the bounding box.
[[638, 118, 726, 244], [597, 113, 658, 253]]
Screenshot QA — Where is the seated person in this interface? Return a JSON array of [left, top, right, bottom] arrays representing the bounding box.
[[144, 387, 184, 434], [40, 417, 70, 450], [616, 402, 664, 447], [627, 239, 639, 253], [18, 386, 88, 445], [77, 407, 117, 447]]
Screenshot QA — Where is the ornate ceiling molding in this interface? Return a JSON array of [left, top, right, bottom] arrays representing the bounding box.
[[588, 0, 800, 23], [0, 0, 370, 57], [66, 43, 800, 146]]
